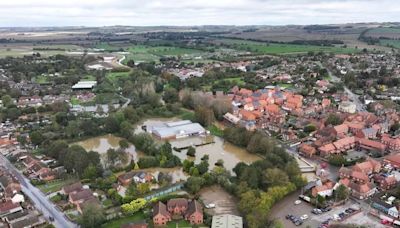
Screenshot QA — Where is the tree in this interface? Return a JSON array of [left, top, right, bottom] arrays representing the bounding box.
[[163, 88, 179, 103], [183, 159, 194, 173], [119, 139, 130, 149], [127, 59, 135, 68], [82, 164, 98, 180], [195, 106, 215, 127], [326, 114, 343, 126], [55, 112, 69, 126], [121, 198, 147, 215], [105, 115, 120, 133], [186, 176, 205, 194], [304, 124, 317, 133], [126, 182, 138, 197], [137, 183, 150, 195], [264, 168, 289, 188], [196, 160, 209, 175], [186, 146, 196, 157], [30, 131, 44, 146], [78, 203, 105, 228], [334, 184, 349, 202], [1, 95, 12, 107]]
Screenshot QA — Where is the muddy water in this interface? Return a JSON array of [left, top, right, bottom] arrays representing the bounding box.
[[136, 118, 261, 172], [141, 167, 188, 183], [75, 134, 143, 163]]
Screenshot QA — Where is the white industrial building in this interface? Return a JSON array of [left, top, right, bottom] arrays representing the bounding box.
[[147, 120, 206, 139]]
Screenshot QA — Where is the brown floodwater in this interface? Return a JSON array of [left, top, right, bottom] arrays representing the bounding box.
[[75, 134, 143, 164], [136, 118, 262, 173]]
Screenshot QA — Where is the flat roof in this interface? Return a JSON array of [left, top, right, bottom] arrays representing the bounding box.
[[150, 120, 205, 138], [212, 214, 243, 228], [72, 81, 97, 89]]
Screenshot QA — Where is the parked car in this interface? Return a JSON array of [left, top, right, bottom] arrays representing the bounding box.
[[205, 203, 216, 209], [300, 214, 309, 220], [312, 208, 322, 214], [294, 200, 302, 205]]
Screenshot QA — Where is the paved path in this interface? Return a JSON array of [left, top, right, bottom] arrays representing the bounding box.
[[0, 155, 77, 228]]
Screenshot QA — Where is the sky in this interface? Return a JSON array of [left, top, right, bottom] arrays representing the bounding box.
[[0, 0, 399, 27]]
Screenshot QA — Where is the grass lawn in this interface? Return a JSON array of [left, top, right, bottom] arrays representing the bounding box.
[[277, 83, 293, 89], [219, 38, 359, 54], [37, 178, 77, 194], [207, 124, 224, 137], [101, 212, 146, 228], [82, 75, 96, 81], [106, 71, 131, 82], [34, 75, 49, 84], [179, 110, 195, 122]]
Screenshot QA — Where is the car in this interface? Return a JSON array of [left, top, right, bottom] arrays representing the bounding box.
[[321, 207, 331, 212], [312, 208, 322, 214], [293, 219, 303, 226], [48, 216, 54, 222], [286, 214, 292, 220], [205, 203, 216, 209], [294, 200, 302, 205], [381, 219, 390, 225], [300, 214, 309, 220]]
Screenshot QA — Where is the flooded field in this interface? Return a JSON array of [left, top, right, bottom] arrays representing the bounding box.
[[136, 118, 262, 172], [75, 134, 143, 163]]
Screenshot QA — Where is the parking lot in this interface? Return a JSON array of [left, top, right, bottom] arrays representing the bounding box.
[[270, 191, 385, 227]]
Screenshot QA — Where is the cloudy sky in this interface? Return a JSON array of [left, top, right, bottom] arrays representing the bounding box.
[[0, 0, 399, 27]]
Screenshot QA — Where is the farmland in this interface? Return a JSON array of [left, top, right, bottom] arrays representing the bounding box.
[[380, 39, 400, 49], [217, 39, 359, 55]]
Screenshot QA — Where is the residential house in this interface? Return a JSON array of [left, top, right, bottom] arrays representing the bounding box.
[[0, 201, 22, 218], [298, 143, 316, 157], [167, 198, 188, 215], [311, 180, 336, 197], [69, 189, 96, 206], [373, 174, 397, 190], [153, 202, 171, 226], [61, 182, 83, 195], [184, 200, 203, 225], [352, 159, 382, 175], [384, 153, 400, 168]]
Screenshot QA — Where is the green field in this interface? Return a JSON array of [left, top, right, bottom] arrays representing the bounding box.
[[380, 39, 400, 49], [96, 43, 205, 63], [34, 75, 49, 84], [368, 27, 400, 34], [101, 212, 146, 228], [219, 39, 359, 55], [106, 71, 131, 82]]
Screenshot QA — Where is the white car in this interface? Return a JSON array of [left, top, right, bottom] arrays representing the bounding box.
[[294, 200, 302, 205], [300, 214, 308, 220], [205, 203, 216, 209]]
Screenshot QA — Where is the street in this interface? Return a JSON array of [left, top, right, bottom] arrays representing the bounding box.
[[319, 61, 366, 112], [0, 155, 77, 228]]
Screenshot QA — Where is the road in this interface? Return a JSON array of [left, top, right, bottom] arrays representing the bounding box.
[[317, 61, 366, 112], [0, 155, 77, 228]]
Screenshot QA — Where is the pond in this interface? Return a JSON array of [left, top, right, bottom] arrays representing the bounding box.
[[75, 134, 143, 165], [136, 118, 262, 173]]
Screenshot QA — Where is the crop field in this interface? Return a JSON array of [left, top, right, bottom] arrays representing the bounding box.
[[366, 27, 400, 39], [380, 39, 400, 49], [218, 39, 359, 55], [0, 44, 82, 58]]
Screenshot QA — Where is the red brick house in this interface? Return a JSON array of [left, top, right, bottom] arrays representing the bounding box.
[[298, 143, 316, 157], [184, 200, 203, 225], [153, 202, 171, 226], [373, 174, 397, 190], [167, 198, 188, 215], [352, 159, 381, 175], [384, 153, 400, 168]]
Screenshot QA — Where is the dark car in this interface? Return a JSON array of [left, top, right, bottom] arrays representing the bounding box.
[[286, 214, 292, 219]]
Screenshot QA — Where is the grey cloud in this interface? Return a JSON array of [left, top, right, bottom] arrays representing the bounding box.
[[0, 0, 398, 26]]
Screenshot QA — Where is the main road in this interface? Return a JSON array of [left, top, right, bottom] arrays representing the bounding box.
[[0, 155, 77, 228]]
